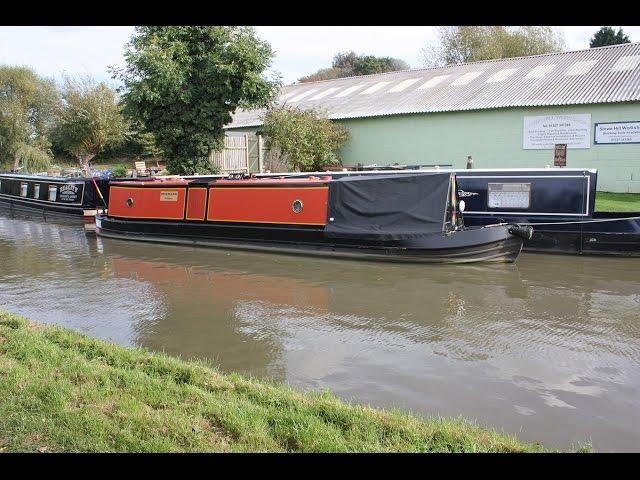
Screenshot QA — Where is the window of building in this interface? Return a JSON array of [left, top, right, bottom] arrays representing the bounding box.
[[488, 183, 531, 209], [48, 185, 57, 202], [20, 183, 28, 197]]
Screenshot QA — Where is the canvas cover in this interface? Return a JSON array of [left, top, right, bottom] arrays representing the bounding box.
[[324, 173, 452, 241]]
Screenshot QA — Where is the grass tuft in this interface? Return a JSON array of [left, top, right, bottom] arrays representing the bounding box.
[[595, 192, 640, 212]]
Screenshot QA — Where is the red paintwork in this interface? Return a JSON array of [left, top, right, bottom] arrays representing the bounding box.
[[186, 188, 207, 221], [207, 185, 329, 225], [108, 185, 186, 220]]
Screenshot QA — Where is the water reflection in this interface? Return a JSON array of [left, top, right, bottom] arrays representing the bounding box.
[[0, 214, 639, 451]]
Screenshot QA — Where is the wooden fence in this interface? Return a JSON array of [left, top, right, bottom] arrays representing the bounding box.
[[209, 134, 250, 172]]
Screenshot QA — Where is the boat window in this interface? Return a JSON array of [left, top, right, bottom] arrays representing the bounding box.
[[488, 183, 531, 209], [20, 183, 28, 197], [48, 185, 57, 202], [34, 184, 40, 199]]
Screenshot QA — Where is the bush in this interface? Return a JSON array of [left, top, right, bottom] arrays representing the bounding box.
[[261, 107, 349, 172], [110, 164, 128, 178]]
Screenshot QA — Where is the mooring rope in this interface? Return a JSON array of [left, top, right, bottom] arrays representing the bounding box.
[[481, 215, 640, 227]]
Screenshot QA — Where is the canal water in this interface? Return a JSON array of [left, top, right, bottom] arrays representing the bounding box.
[[0, 214, 639, 451]]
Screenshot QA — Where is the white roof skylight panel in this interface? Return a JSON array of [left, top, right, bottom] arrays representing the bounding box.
[[418, 75, 450, 89], [524, 64, 556, 79], [451, 71, 484, 86], [289, 89, 318, 102], [278, 91, 297, 101], [308, 87, 341, 100], [388, 78, 422, 92], [611, 55, 640, 72], [564, 60, 598, 76], [333, 84, 368, 97], [360, 81, 392, 95], [485, 68, 518, 83]]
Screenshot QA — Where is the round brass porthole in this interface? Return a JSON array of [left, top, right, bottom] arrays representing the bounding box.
[[126, 198, 134, 207], [292, 199, 303, 213]]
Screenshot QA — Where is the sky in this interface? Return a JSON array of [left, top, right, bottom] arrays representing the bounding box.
[[1, 26, 640, 86]]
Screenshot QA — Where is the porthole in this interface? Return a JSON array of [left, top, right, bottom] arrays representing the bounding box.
[[48, 186, 57, 202], [34, 184, 40, 199], [126, 198, 134, 207], [292, 199, 303, 213], [20, 183, 28, 197]]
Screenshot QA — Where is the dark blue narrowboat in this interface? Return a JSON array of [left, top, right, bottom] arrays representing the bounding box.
[[0, 173, 109, 223], [452, 168, 640, 256]]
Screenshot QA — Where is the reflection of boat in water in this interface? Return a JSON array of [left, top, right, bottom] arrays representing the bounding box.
[[0, 173, 109, 224], [96, 173, 531, 263]]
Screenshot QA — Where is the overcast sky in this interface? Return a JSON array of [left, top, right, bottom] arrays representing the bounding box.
[[1, 26, 639, 86]]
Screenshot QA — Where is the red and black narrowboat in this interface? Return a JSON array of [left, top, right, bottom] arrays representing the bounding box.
[[0, 173, 109, 224], [95, 172, 532, 263]]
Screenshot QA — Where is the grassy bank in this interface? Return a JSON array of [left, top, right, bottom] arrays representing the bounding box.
[[595, 192, 640, 212], [0, 312, 548, 453]]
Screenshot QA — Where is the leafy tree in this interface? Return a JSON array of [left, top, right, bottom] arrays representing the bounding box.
[[422, 26, 565, 67], [0, 66, 58, 171], [299, 51, 409, 83], [52, 76, 127, 174], [590, 27, 631, 48], [260, 106, 349, 172], [113, 26, 280, 175]]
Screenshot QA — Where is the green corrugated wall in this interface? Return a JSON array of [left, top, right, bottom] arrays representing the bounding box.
[[227, 102, 640, 192]]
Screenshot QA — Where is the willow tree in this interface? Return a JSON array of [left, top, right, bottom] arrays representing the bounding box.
[[113, 26, 280, 175], [53, 76, 127, 174], [0, 66, 58, 172], [422, 26, 565, 67]]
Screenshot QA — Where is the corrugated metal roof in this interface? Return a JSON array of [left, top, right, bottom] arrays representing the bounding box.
[[227, 42, 640, 129]]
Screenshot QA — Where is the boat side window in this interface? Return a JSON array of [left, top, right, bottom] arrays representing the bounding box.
[[34, 184, 40, 199], [48, 185, 57, 202], [20, 182, 28, 197], [487, 183, 531, 209]]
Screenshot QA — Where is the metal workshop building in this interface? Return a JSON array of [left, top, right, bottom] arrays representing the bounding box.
[[224, 42, 640, 193]]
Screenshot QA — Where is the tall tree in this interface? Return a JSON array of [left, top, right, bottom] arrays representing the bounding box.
[[422, 26, 565, 67], [113, 26, 280, 175], [52, 76, 127, 174], [0, 66, 58, 171], [590, 27, 631, 48], [299, 51, 409, 83]]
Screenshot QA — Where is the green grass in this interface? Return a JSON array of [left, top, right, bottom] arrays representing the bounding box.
[[0, 311, 551, 453], [595, 192, 640, 212]]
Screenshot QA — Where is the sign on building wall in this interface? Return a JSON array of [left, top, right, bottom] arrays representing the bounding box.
[[523, 114, 591, 150], [594, 121, 640, 145]]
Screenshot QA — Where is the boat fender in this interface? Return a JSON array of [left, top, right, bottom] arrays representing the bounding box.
[[508, 224, 534, 241]]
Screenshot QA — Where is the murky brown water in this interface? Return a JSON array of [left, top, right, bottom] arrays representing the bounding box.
[[1, 213, 639, 451]]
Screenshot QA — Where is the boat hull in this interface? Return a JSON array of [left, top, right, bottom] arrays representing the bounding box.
[[95, 215, 523, 264]]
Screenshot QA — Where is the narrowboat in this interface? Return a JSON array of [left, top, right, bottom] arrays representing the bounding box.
[[95, 172, 532, 263], [0, 173, 109, 223], [453, 169, 640, 256]]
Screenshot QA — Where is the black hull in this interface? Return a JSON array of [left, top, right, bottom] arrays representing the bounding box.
[[0, 197, 98, 222], [95, 215, 523, 264]]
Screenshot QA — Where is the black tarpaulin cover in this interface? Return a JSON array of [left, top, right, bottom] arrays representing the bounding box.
[[324, 173, 452, 240]]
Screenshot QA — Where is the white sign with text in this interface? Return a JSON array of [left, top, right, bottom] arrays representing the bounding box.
[[523, 114, 591, 149], [594, 121, 640, 144]]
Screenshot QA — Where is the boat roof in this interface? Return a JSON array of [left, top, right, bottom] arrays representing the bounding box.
[[0, 173, 91, 182]]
